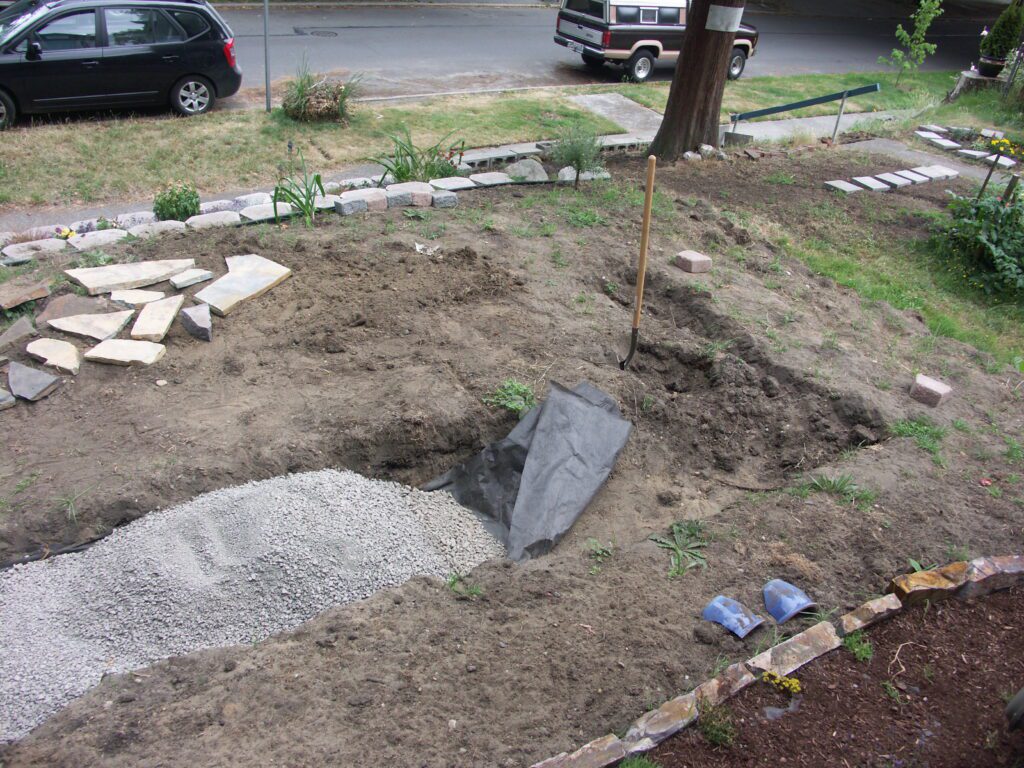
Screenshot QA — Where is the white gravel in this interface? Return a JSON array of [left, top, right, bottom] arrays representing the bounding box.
[[0, 469, 503, 742]]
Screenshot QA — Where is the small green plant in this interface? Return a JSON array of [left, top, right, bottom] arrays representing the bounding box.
[[946, 542, 971, 561], [55, 486, 92, 524], [585, 538, 614, 574], [551, 249, 569, 268], [791, 474, 877, 511], [908, 557, 936, 572], [603, 281, 618, 296], [1006, 436, 1024, 463], [549, 122, 604, 189], [372, 127, 465, 183], [765, 171, 796, 186], [483, 379, 537, 418], [620, 758, 662, 768], [153, 181, 200, 222], [14, 472, 39, 494], [697, 704, 736, 748], [446, 573, 483, 599], [701, 339, 734, 360], [952, 418, 972, 433], [95, 216, 115, 231], [273, 150, 325, 228], [843, 630, 874, 663], [641, 394, 655, 413], [937, 192, 1024, 296], [74, 250, 113, 269], [882, 679, 904, 704], [892, 417, 947, 462], [877, 0, 943, 86], [567, 208, 606, 227], [650, 520, 708, 578], [282, 59, 360, 123], [404, 209, 429, 221]]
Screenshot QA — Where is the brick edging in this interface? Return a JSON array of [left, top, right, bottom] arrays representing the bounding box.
[[530, 554, 1024, 767]]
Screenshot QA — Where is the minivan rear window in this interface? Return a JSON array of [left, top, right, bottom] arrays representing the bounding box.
[[170, 9, 209, 39], [564, 0, 604, 19]]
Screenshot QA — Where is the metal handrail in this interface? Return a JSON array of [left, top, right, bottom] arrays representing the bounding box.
[[729, 83, 882, 142]]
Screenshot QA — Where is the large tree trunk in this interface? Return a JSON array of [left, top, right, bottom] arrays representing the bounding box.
[[650, 0, 746, 161]]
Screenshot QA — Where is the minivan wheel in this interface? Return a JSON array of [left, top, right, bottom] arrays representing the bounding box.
[[626, 50, 655, 83], [582, 54, 605, 71], [171, 76, 215, 116], [727, 48, 747, 80], [0, 91, 15, 130]]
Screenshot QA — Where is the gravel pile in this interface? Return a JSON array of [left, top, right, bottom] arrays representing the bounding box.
[[0, 469, 504, 742]]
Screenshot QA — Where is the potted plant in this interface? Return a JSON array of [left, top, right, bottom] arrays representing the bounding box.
[[979, 0, 1024, 77]]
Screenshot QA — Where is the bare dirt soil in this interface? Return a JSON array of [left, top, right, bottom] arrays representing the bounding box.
[[653, 588, 1024, 768], [2, 151, 1023, 766]]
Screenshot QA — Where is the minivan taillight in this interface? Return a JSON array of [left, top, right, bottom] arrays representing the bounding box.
[[223, 37, 237, 68], [602, 30, 611, 47]]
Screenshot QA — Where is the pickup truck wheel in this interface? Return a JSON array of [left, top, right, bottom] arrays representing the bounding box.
[[727, 47, 747, 80], [0, 90, 15, 130], [582, 54, 605, 70], [626, 50, 655, 83]]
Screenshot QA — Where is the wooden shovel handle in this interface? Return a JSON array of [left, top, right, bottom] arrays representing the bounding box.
[[633, 155, 657, 330]]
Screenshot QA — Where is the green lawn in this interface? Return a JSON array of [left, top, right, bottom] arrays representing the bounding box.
[[608, 71, 957, 122], [0, 92, 620, 208]]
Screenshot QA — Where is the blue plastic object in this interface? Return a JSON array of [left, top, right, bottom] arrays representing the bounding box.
[[763, 579, 816, 624], [702, 596, 765, 639]]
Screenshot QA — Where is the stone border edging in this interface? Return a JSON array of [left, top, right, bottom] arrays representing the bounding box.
[[528, 554, 1024, 767]]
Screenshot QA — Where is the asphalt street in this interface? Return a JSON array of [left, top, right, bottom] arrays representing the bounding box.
[[221, 1, 994, 100]]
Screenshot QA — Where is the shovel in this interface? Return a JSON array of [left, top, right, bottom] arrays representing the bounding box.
[[619, 154, 657, 371]]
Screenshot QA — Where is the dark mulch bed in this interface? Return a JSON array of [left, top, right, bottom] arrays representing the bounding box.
[[652, 589, 1024, 768]]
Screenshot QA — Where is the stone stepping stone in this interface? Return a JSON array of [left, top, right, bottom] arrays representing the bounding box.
[[430, 177, 476, 191], [824, 180, 861, 194], [876, 172, 913, 188], [180, 303, 212, 341], [469, 172, 514, 187], [852, 176, 891, 191], [66, 259, 194, 295], [1, 238, 66, 262], [915, 130, 944, 140], [170, 269, 214, 290], [85, 339, 165, 366], [919, 124, 948, 133], [67, 229, 129, 251], [0, 316, 36, 352], [26, 338, 81, 375], [0, 280, 50, 311], [982, 128, 1005, 139], [928, 138, 961, 150], [131, 295, 184, 343], [110, 289, 165, 307], [239, 202, 294, 223], [114, 211, 157, 230], [986, 154, 1017, 168], [958, 149, 989, 159], [894, 169, 930, 184], [48, 310, 134, 341], [0, 387, 14, 411], [36, 294, 109, 325], [128, 221, 186, 239], [194, 254, 291, 317], [186, 211, 241, 230], [911, 165, 957, 180], [7, 361, 61, 401]]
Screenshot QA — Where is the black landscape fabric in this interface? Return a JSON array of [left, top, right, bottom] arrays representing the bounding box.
[[423, 382, 632, 561]]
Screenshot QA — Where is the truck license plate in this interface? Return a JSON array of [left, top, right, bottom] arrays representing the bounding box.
[[567, 41, 585, 54]]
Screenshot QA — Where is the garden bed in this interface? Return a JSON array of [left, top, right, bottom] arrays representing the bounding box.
[[1, 149, 1023, 766]]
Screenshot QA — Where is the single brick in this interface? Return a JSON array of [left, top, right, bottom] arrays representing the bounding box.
[[675, 250, 712, 273], [838, 594, 902, 636], [910, 373, 951, 407], [432, 191, 458, 209]]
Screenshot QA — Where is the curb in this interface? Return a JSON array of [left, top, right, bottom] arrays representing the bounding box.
[[528, 554, 1024, 767]]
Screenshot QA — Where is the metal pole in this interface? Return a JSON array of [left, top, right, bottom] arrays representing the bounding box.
[[831, 91, 849, 145], [263, 0, 271, 112]]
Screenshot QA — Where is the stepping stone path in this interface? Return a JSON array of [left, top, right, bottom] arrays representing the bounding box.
[[66, 259, 194, 295], [913, 165, 958, 180], [35, 295, 108, 324], [0, 280, 49, 311], [958, 149, 989, 159], [0, 316, 36, 352], [26, 338, 81, 375], [180, 303, 212, 341], [48, 310, 134, 341], [876, 172, 913, 188], [7, 361, 61, 401], [829, 165, 959, 194], [169, 269, 213, 290], [131, 295, 184, 343], [929, 138, 961, 150], [84, 339, 165, 366], [894, 170, 930, 184], [195, 254, 291, 316], [853, 176, 891, 191], [110, 290, 165, 307]]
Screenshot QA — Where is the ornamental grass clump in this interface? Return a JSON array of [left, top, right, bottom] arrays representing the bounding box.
[[372, 128, 466, 183], [282, 60, 360, 123], [153, 182, 200, 222], [549, 122, 604, 189]]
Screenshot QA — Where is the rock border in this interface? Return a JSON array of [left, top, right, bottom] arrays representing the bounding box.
[[528, 554, 1024, 767]]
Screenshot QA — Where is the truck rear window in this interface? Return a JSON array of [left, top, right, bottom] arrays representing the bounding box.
[[564, 0, 604, 19]]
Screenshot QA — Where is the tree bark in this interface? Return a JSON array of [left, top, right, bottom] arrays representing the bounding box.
[[650, 0, 747, 161]]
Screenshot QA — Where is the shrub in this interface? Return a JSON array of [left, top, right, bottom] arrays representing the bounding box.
[[937, 193, 1024, 295], [282, 60, 360, 123], [372, 128, 465, 183], [153, 182, 200, 222], [549, 123, 603, 189], [981, 0, 1024, 60], [877, 0, 943, 87]]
